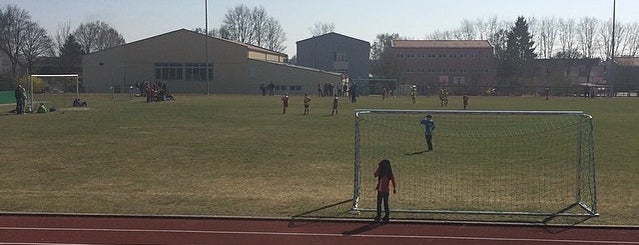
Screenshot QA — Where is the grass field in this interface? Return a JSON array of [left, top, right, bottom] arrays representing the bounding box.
[[0, 93, 637, 225]]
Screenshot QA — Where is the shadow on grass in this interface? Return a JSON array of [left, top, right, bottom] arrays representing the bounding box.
[[405, 150, 427, 155], [342, 222, 385, 236], [288, 199, 353, 228], [541, 203, 598, 233]]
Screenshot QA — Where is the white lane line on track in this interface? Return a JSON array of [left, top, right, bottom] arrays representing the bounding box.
[[1, 227, 638, 245]]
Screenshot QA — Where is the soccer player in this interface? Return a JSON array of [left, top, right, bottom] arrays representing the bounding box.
[[303, 93, 311, 115], [331, 94, 338, 116], [440, 88, 448, 106], [374, 159, 396, 222], [544, 86, 551, 100], [410, 85, 417, 104], [420, 115, 435, 151], [281, 93, 289, 114], [463, 92, 469, 109]]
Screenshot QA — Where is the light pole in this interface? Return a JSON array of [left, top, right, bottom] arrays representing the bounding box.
[[610, 0, 616, 97], [205, 0, 210, 95]]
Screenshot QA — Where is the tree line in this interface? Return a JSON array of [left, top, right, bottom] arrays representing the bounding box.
[[0, 4, 125, 89], [371, 15, 638, 85], [425, 15, 639, 59]]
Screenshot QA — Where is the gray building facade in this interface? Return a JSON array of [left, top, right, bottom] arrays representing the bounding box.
[[296, 32, 370, 81], [82, 29, 341, 95]]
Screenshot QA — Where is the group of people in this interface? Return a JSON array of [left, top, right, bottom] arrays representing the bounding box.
[[317, 82, 350, 98], [439, 88, 470, 109], [281, 92, 339, 116], [72, 98, 88, 107], [260, 82, 276, 96], [136, 81, 175, 103]]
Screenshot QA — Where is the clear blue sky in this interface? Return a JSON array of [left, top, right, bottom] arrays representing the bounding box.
[[1, 0, 636, 56]]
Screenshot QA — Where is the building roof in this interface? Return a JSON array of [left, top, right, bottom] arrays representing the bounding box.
[[392, 40, 493, 49], [296, 32, 369, 45], [86, 29, 287, 57], [615, 57, 639, 67]]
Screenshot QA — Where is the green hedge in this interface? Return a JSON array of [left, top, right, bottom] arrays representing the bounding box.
[[0, 91, 16, 104]]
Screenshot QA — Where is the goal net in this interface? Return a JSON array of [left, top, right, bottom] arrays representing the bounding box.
[[29, 74, 81, 109], [352, 109, 597, 218]]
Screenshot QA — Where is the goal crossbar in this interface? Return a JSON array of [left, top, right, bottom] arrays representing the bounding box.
[[352, 109, 598, 218], [28, 74, 80, 109]]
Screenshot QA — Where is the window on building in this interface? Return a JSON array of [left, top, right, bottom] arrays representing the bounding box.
[[156, 63, 212, 81], [155, 63, 184, 80], [185, 63, 213, 81], [334, 52, 347, 62]]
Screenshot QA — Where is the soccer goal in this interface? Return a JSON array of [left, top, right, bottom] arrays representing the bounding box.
[[352, 109, 597, 218], [29, 74, 80, 109]]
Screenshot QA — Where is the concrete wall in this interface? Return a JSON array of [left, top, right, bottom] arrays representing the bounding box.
[[248, 59, 341, 95], [83, 30, 264, 94], [296, 33, 370, 80]]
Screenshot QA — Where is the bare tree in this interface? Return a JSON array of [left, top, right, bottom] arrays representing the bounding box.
[[310, 22, 335, 36], [0, 4, 32, 85], [577, 17, 599, 58], [426, 29, 454, 40], [624, 22, 639, 56], [192, 27, 220, 37], [220, 4, 253, 43], [475, 17, 488, 40], [219, 4, 287, 52], [21, 22, 54, 72], [536, 17, 558, 58], [54, 20, 72, 56], [74, 20, 125, 53], [458, 19, 476, 40], [251, 6, 268, 47], [263, 17, 286, 52], [598, 19, 613, 58], [616, 22, 636, 56], [557, 18, 577, 57]]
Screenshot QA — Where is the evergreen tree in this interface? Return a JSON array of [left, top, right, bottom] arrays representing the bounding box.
[[500, 16, 537, 83], [370, 33, 401, 79], [59, 34, 84, 73]]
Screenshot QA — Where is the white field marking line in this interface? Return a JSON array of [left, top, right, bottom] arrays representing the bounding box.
[[1, 227, 638, 245]]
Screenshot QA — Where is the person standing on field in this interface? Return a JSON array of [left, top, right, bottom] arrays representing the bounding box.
[[14, 85, 25, 114], [463, 92, 469, 109], [303, 93, 311, 115], [350, 82, 357, 103], [281, 93, 289, 114], [331, 94, 339, 116], [420, 115, 435, 151], [410, 85, 417, 104], [374, 159, 396, 222]]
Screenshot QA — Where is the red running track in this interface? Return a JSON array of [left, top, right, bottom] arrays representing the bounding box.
[[1, 214, 638, 245]]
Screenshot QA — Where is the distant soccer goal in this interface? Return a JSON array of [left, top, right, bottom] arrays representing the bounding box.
[[352, 109, 597, 218], [29, 74, 80, 109]]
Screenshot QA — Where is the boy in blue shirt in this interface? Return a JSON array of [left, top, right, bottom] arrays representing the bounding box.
[[420, 115, 435, 151]]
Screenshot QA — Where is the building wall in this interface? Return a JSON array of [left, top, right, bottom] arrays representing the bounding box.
[[392, 46, 497, 87], [532, 59, 605, 86], [83, 29, 251, 93], [248, 59, 341, 95], [83, 29, 339, 94], [296, 33, 370, 80]]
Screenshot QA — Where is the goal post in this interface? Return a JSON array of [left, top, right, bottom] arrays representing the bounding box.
[[352, 109, 597, 218], [29, 74, 80, 109]]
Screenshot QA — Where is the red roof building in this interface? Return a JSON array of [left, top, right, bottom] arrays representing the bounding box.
[[391, 40, 497, 92]]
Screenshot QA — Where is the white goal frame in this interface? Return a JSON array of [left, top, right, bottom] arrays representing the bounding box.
[[29, 74, 80, 109], [352, 109, 598, 218]]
